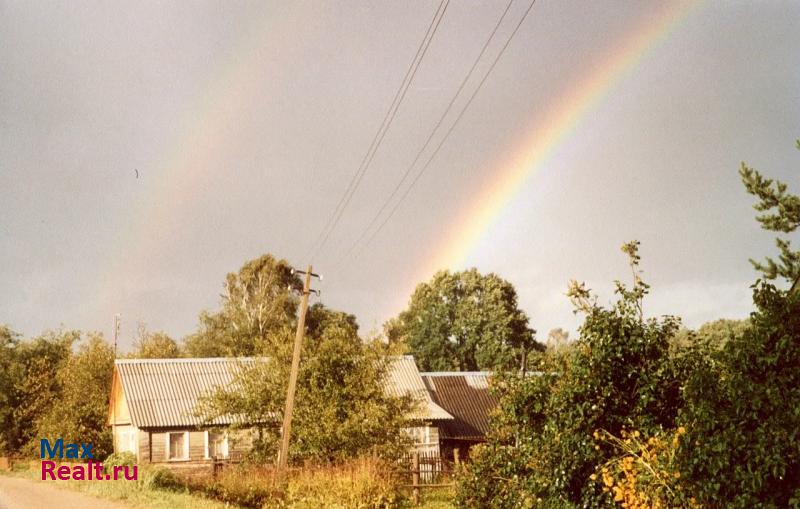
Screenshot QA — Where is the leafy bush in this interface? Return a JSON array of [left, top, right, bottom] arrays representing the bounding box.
[[100, 455, 184, 493], [670, 149, 800, 507], [591, 428, 697, 508], [678, 282, 800, 507], [103, 451, 136, 469], [139, 465, 184, 491], [457, 242, 687, 508], [456, 441, 541, 509]]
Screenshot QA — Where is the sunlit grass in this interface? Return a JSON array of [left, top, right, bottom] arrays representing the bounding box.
[[2, 463, 228, 509], [3, 459, 458, 508]]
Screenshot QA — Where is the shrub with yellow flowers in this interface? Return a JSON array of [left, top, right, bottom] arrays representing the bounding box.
[[591, 427, 700, 509]]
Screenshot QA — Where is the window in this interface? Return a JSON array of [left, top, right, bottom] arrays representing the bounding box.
[[116, 427, 136, 455], [405, 426, 433, 445], [167, 432, 189, 461], [205, 431, 228, 459]]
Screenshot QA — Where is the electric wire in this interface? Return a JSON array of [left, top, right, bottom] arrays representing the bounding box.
[[345, 0, 537, 264], [335, 0, 516, 265], [307, 0, 450, 263]]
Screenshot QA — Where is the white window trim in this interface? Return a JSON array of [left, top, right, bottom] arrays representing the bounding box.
[[204, 430, 229, 460], [126, 429, 137, 455], [166, 431, 189, 461], [116, 426, 137, 456]]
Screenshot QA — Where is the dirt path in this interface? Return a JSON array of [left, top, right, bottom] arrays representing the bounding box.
[[0, 475, 129, 509]]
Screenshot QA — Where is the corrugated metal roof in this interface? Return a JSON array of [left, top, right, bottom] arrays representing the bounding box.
[[115, 358, 263, 428], [421, 372, 498, 440], [117, 356, 452, 428], [385, 356, 453, 421]]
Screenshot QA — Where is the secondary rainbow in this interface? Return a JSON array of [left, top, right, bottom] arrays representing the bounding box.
[[420, 0, 702, 281], [95, 6, 300, 308]]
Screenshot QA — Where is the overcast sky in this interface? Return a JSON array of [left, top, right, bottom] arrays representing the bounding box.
[[2, 1, 799, 350]]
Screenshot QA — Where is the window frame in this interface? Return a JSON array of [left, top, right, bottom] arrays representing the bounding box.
[[204, 430, 229, 460], [115, 426, 137, 456], [166, 431, 189, 461]]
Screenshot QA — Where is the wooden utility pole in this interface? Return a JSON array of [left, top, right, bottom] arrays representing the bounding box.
[[278, 265, 317, 471]]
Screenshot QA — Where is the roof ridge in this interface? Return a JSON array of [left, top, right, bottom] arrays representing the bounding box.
[[420, 371, 492, 376], [115, 357, 266, 364]]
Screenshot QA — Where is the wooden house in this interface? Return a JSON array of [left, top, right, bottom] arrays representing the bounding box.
[[384, 356, 454, 454], [108, 358, 260, 472], [108, 356, 455, 467]]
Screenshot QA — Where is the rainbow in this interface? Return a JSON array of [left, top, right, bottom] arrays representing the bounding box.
[[95, 5, 303, 312], [94, 2, 704, 336], [418, 0, 702, 282]]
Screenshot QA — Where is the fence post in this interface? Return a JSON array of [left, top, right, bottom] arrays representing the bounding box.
[[412, 451, 420, 506]]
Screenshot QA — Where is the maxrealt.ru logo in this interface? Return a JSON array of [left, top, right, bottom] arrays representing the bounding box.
[[40, 439, 137, 481]]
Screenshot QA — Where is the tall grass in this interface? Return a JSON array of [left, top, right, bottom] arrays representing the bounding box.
[[5, 457, 454, 508], [2, 462, 228, 509], [200, 458, 408, 508]]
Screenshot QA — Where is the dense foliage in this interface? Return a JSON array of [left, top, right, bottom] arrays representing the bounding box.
[[35, 333, 114, 458], [678, 283, 800, 507], [0, 329, 114, 458], [674, 151, 800, 507], [130, 324, 181, 358], [389, 268, 541, 372], [0, 325, 22, 453], [193, 256, 414, 464], [457, 242, 686, 508], [184, 254, 300, 357]]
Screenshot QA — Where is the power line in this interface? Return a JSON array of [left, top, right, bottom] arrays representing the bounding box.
[[307, 0, 450, 263], [309, 0, 448, 261], [345, 0, 537, 264], [335, 0, 516, 265]]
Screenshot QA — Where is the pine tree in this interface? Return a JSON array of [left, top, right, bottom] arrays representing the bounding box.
[[739, 139, 800, 289]]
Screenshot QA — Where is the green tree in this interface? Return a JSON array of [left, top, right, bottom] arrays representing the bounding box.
[[670, 318, 749, 351], [198, 303, 414, 464], [740, 145, 800, 287], [131, 324, 180, 358], [678, 145, 800, 507], [390, 269, 540, 372], [35, 333, 115, 458], [546, 327, 570, 352], [0, 325, 23, 454], [457, 243, 687, 508], [184, 254, 300, 357], [13, 330, 77, 454], [694, 318, 748, 346]]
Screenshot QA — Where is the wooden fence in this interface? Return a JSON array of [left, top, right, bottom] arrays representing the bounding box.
[[398, 450, 461, 505]]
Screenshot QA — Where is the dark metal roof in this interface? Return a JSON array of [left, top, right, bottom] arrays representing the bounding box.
[[115, 358, 263, 428], [421, 372, 498, 440]]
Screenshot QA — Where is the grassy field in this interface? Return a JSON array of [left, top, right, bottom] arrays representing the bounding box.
[[3, 463, 234, 509], [414, 487, 457, 509], [2, 461, 455, 509]]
